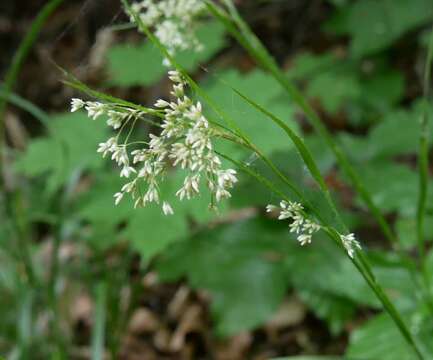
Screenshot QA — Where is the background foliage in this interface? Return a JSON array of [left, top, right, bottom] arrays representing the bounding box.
[[1, 0, 433, 358]]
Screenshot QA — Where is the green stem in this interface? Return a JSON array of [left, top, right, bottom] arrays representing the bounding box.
[[224, 152, 425, 360], [206, 0, 398, 247], [0, 0, 64, 345], [416, 27, 433, 298], [109, 3, 426, 358], [0, 0, 64, 180]]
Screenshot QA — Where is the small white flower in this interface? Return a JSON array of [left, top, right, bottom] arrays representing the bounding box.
[[155, 99, 170, 108], [120, 166, 137, 178], [340, 233, 361, 258], [85, 102, 106, 120], [217, 169, 238, 189], [268, 200, 320, 246], [297, 234, 312, 246], [97, 137, 117, 157], [143, 184, 159, 203], [162, 201, 174, 215], [266, 204, 278, 213], [112, 147, 129, 166], [107, 111, 126, 129], [134, 197, 145, 209], [81, 68, 238, 214], [168, 70, 182, 83], [71, 98, 85, 112], [114, 192, 124, 205], [215, 187, 231, 202], [121, 180, 136, 193]]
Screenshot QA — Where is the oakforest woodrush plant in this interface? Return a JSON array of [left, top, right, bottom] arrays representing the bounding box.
[[67, 1, 433, 359]]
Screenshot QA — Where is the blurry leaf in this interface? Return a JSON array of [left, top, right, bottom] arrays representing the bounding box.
[[346, 313, 418, 360], [286, 235, 419, 313], [107, 21, 227, 87], [125, 170, 227, 260], [326, 0, 433, 57], [287, 52, 337, 80], [341, 102, 433, 161], [273, 357, 344, 360], [396, 215, 433, 249], [308, 71, 360, 114], [298, 288, 356, 335], [420, 29, 433, 48], [91, 282, 107, 360], [304, 135, 335, 174], [15, 112, 107, 192], [325, 0, 348, 7], [367, 251, 418, 311], [76, 174, 133, 226], [360, 69, 404, 112], [289, 52, 405, 121], [284, 233, 379, 308], [351, 162, 433, 217], [74, 173, 134, 249], [229, 149, 343, 232], [202, 69, 298, 159], [157, 217, 290, 336], [107, 42, 165, 87], [288, 52, 360, 115]]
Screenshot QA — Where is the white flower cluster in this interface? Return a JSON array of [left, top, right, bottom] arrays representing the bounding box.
[[71, 71, 237, 215], [340, 233, 361, 259], [71, 98, 142, 130], [127, 0, 205, 57], [266, 200, 321, 246], [267, 200, 361, 258]]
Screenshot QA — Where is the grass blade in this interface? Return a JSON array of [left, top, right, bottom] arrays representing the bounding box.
[[416, 27, 433, 295], [106, 4, 427, 358], [0, 0, 64, 174], [92, 282, 107, 360], [59, 68, 162, 117], [206, 0, 398, 247], [0, 86, 50, 127]]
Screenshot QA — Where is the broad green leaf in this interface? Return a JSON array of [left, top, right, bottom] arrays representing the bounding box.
[[307, 71, 360, 114], [157, 217, 291, 336], [73, 173, 134, 249], [396, 215, 433, 249], [15, 112, 107, 193], [288, 53, 404, 119], [286, 237, 418, 313], [341, 102, 433, 161], [352, 162, 433, 217], [229, 150, 342, 231], [287, 52, 337, 80], [359, 69, 404, 113], [326, 0, 433, 57], [157, 215, 417, 336], [107, 21, 227, 87], [288, 52, 360, 115], [107, 41, 166, 87], [298, 288, 356, 335], [346, 313, 420, 360], [283, 233, 379, 308], [202, 69, 298, 159], [124, 170, 227, 260]]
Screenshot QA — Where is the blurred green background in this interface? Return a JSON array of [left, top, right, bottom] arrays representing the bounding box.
[[1, 0, 433, 359]]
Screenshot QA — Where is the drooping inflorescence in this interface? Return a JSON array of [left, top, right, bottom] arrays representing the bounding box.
[[340, 233, 362, 258], [126, 0, 205, 61], [71, 70, 237, 215], [267, 200, 361, 258], [266, 200, 321, 246]]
